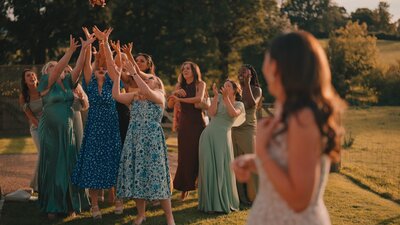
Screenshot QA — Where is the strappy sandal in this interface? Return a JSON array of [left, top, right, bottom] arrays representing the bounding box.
[[91, 205, 102, 219], [114, 199, 124, 215], [133, 216, 146, 225]]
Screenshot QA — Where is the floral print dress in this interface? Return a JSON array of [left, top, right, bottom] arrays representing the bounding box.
[[117, 100, 171, 200]]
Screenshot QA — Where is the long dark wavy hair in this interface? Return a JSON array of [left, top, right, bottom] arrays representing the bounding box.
[[20, 69, 37, 103], [135, 53, 155, 75], [268, 31, 345, 161], [242, 64, 260, 88], [178, 61, 202, 89]]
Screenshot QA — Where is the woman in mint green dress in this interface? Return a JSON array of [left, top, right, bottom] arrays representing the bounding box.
[[198, 80, 245, 214], [37, 35, 94, 218]]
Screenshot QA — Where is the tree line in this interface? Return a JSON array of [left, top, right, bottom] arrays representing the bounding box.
[[1, 0, 399, 105]]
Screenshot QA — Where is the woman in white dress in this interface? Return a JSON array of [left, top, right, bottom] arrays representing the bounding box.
[[232, 31, 346, 225]]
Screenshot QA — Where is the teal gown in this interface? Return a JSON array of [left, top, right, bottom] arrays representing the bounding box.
[[198, 95, 244, 213], [37, 74, 89, 214]]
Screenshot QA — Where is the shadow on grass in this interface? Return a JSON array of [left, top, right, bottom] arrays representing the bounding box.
[[1, 198, 247, 225], [2, 137, 27, 154], [342, 173, 400, 204], [375, 215, 400, 225]]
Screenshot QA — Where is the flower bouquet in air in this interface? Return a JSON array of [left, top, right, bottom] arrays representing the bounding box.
[[89, 0, 106, 7]]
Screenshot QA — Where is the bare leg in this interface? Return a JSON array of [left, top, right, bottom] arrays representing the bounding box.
[[133, 199, 146, 224], [160, 199, 175, 225], [108, 187, 115, 203], [89, 189, 101, 219]]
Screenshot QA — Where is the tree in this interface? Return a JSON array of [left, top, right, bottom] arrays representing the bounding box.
[[328, 21, 379, 105], [0, 0, 111, 64], [375, 1, 396, 34], [351, 8, 377, 31], [281, 0, 330, 36]]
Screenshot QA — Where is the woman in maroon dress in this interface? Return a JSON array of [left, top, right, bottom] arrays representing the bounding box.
[[170, 61, 207, 200]]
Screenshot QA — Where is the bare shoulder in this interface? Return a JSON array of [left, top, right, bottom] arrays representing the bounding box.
[[289, 108, 320, 138]]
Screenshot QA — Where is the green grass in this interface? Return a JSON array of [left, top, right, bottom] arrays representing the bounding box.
[[341, 107, 400, 203], [2, 174, 399, 225], [376, 40, 400, 67], [319, 39, 400, 67], [1, 107, 400, 224], [0, 136, 36, 154], [325, 174, 400, 225]]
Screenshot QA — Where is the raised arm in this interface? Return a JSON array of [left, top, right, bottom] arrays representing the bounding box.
[[207, 83, 219, 117], [71, 36, 96, 84], [47, 35, 79, 88], [82, 27, 94, 84], [124, 60, 164, 105], [121, 42, 135, 65], [221, 87, 242, 117], [94, 27, 119, 82], [112, 69, 136, 105]]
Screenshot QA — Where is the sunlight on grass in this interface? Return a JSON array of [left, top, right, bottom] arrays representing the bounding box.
[[0, 136, 36, 154], [326, 174, 400, 225], [341, 107, 400, 202]]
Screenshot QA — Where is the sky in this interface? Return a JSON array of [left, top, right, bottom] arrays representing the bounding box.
[[333, 0, 400, 22]]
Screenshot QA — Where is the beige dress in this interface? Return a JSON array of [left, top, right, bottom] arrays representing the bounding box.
[[247, 131, 331, 225]]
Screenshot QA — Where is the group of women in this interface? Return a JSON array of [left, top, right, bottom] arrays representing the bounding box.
[[19, 29, 345, 225]]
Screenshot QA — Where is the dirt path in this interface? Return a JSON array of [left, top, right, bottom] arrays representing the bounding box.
[[0, 152, 178, 195]]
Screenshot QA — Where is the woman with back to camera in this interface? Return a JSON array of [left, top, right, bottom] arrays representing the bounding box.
[[232, 31, 346, 225]]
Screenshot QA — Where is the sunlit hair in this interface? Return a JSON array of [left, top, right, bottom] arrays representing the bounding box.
[[178, 61, 202, 89], [242, 64, 260, 87], [136, 53, 155, 75], [41, 61, 57, 75], [268, 31, 346, 162], [20, 69, 37, 103], [225, 79, 242, 101]]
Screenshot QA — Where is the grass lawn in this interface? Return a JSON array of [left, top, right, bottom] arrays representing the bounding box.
[[1, 107, 399, 224], [1, 174, 399, 225], [341, 107, 400, 203]]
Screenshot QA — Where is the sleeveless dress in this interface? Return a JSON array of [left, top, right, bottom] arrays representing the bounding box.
[[173, 82, 206, 191], [28, 98, 43, 191], [232, 106, 257, 203], [117, 100, 171, 200], [72, 95, 84, 149], [247, 129, 332, 225], [37, 74, 89, 213], [71, 74, 122, 189], [198, 95, 244, 213]]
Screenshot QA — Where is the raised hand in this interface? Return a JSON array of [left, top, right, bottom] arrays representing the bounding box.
[[243, 68, 251, 85], [80, 35, 96, 49], [212, 83, 219, 97], [122, 60, 137, 76], [69, 35, 80, 52], [93, 26, 113, 41], [82, 27, 92, 39], [110, 40, 121, 53], [220, 86, 229, 98], [121, 42, 133, 55]]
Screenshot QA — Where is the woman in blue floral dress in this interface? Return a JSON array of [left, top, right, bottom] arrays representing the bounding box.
[[109, 47, 175, 224], [71, 27, 122, 219]]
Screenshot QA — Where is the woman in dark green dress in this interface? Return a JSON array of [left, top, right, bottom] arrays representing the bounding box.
[[37, 35, 94, 219]]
